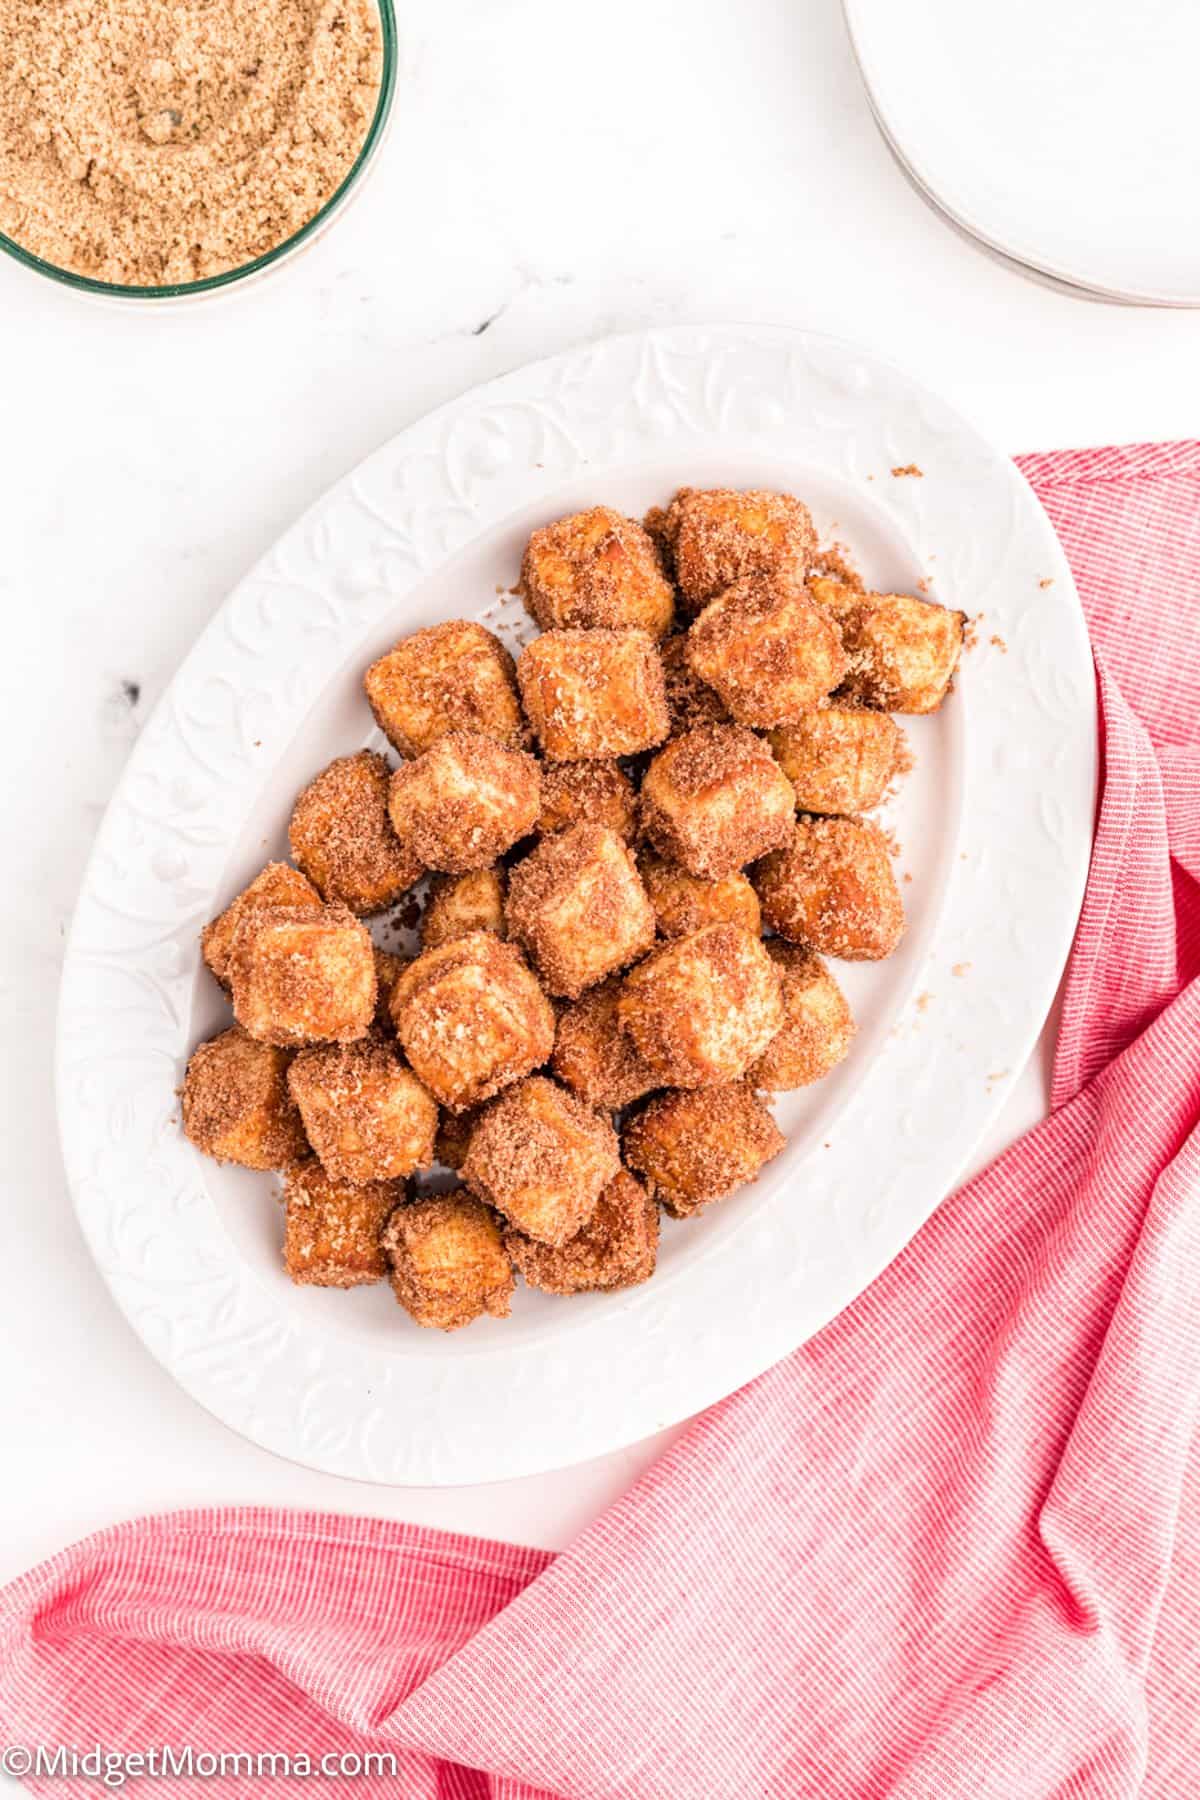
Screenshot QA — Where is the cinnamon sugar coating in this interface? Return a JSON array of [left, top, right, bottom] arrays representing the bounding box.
[[383, 1191, 514, 1331], [228, 902, 377, 1047], [420, 866, 507, 951], [505, 1169, 658, 1295], [618, 923, 784, 1088], [390, 931, 555, 1111], [283, 1158, 403, 1289], [506, 823, 655, 999], [640, 724, 796, 879], [372, 949, 410, 1033], [662, 488, 817, 613], [550, 977, 661, 1110], [434, 1104, 483, 1172], [639, 852, 761, 939], [387, 731, 541, 873], [517, 629, 670, 761], [289, 750, 422, 914], [181, 1025, 309, 1170], [521, 507, 675, 638], [754, 815, 905, 960], [202, 861, 322, 989], [768, 707, 904, 815], [364, 621, 524, 759], [536, 760, 637, 842], [287, 1038, 438, 1185], [462, 1075, 621, 1247], [748, 943, 855, 1091], [659, 632, 730, 734], [811, 579, 966, 714], [622, 1083, 784, 1217], [686, 573, 847, 727]]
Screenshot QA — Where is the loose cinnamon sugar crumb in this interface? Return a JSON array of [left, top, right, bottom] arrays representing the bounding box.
[[0, 0, 384, 286], [891, 465, 924, 478], [915, 992, 933, 1013], [952, 962, 971, 977], [963, 615, 982, 652], [990, 635, 1008, 653], [1039, 578, 1055, 590]]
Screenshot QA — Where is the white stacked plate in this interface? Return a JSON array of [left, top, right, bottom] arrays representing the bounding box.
[[844, 0, 1200, 306]]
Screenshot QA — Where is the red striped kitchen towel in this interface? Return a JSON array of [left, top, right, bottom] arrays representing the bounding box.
[[2, 441, 1199, 1800]]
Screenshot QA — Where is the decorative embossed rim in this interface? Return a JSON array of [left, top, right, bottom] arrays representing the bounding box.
[[56, 326, 1097, 1485]]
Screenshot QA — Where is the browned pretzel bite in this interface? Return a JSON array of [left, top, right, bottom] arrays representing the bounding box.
[[384, 1191, 514, 1330], [283, 1159, 403, 1288], [365, 620, 524, 758], [748, 944, 855, 1091], [640, 724, 796, 879], [182, 1025, 309, 1170], [754, 815, 904, 960], [228, 902, 377, 1047], [661, 487, 816, 613], [390, 931, 555, 1111], [289, 750, 422, 914], [768, 707, 904, 815], [518, 628, 669, 761], [506, 822, 655, 999], [387, 730, 540, 872], [686, 573, 846, 726], [623, 1083, 784, 1217], [462, 1075, 621, 1247], [522, 507, 675, 638], [618, 923, 784, 1088]]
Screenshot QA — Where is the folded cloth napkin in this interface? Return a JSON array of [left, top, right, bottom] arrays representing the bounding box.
[[3, 442, 1199, 1800]]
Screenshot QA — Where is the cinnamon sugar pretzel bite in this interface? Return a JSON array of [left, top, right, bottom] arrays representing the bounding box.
[[517, 629, 670, 761], [287, 1038, 438, 1185], [521, 507, 675, 638], [505, 823, 655, 999], [622, 1082, 784, 1217], [748, 943, 855, 1091], [383, 1191, 514, 1330], [288, 750, 422, 914], [639, 724, 796, 879], [420, 865, 507, 950], [535, 760, 637, 842], [461, 1075, 621, 1246], [768, 706, 904, 816], [661, 487, 817, 614], [201, 861, 322, 989], [639, 851, 761, 940], [505, 1169, 658, 1295], [387, 730, 540, 873], [550, 977, 661, 1110], [283, 1158, 403, 1288], [182, 1025, 309, 1170], [685, 573, 847, 727], [364, 620, 524, 758], [754, 815, 904, 960], [810, 578, 966, 714], [618, 923, 784, 1088], [390, 931, 555, 1111], [228, 902, 377, 1047]]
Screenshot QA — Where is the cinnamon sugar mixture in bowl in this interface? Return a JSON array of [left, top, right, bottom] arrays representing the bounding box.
[[0, 0, 387, 291]]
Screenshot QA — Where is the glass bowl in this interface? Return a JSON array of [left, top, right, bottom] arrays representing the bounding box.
[[0, 0, 397, 304]]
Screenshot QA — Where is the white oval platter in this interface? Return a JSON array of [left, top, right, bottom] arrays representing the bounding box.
[[56, 325, 1096, 1486]]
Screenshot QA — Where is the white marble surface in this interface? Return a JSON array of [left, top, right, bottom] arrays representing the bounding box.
[[2, 0, 1198, 1586]]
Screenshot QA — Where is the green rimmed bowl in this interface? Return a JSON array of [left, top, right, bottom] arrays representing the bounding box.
[[0, 0, 397, 303]]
